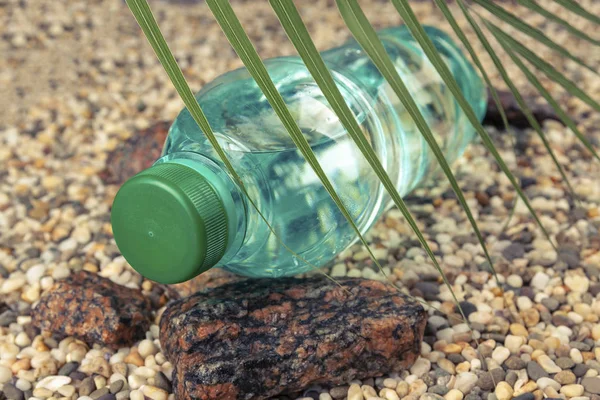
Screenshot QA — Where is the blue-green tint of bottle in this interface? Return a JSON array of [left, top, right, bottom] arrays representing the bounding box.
[[111, 25, 487, 284]]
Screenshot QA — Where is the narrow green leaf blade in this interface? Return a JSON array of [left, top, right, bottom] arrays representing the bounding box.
[[486, 21, 600, 163], [204, 0, 391, 282], [459, 20, 578, 201], [431, 0, 521, 233], [472, 0, 596, 73], [553, 0, 600, 25], [124, 0, 346, 281], [389, 0, 557, 249], [486, 21, 600, 113], [268, 0, 485, 309], [517, 0, 600, 46]]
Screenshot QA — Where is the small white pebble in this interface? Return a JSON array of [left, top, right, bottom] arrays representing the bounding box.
[[36, 375, 71, 391], [0, 365, 12, 383], [138, 339, 158, 358], [15, 331, 31, 347], [135, 366, 156, 378], [130, 390, 145, 400], [507, 274, 523, 288], [16, 378, 32, 391], [129, 374, 147, 390]]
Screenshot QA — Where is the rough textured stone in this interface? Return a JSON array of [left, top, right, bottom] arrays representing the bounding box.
[[32, 271, 153, 348], [167, 268, 241, 299], [160, 277, 426, 400], [483, 90, 562, 129], [99, 121, 169, 185]]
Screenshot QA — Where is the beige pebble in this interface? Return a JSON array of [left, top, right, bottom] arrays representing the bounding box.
[[383, 378, 397, 389], [537, 354, 562, 373], [142, 385, 169, 400], [348, 383, 364, 400], [138, 339, 158, 358], [15, 332, 32, 348], [380, 388, 400, 400], [57, 384, 76, 397], [438, 358, 455, 374], [510, 323, 528, 337], [0, 365, 12, 384], [11, 358, 32, 373], [130, 389, 145, 400], [514, 381, 538, 396], [495, 382, 514, 400], [32, 387, 53, 398], [560, 384, 584, 397], [396, 381, 409, 397], [125, 351, 145, 367], [36, 375, 71, 391], [445, 389, 463, 400], [362, 385, 378, 397]]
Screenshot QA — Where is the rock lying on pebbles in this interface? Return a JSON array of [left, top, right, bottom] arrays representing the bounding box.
[[32, 271, 153, 348], [160, 277, 426, 400]]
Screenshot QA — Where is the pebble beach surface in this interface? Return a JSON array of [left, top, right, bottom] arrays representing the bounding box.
[[1, 0, 600, 399]]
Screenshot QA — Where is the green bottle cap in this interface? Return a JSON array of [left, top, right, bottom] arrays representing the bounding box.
[[111, 162, 228, 284]]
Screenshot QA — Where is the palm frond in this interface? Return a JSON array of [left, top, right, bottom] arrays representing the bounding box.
[[472, 0, 596, 73]]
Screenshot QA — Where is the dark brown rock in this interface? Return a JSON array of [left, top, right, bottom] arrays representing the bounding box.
[[160, 277, 426, 400], [32, 271, 153, 348], [99, 121, 169, 185], [483, 89, 562, 129]]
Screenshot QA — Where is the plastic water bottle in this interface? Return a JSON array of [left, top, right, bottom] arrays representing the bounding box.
[[111, 25, 487, 284]]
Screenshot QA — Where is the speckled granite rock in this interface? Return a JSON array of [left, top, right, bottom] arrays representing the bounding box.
[[32, 271, 153, 348], [168, 268, 241, 299], [99, 121, 170, 185], [160, 277, 426, 400]]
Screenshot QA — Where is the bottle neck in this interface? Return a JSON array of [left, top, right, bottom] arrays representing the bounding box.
[[155, 152, 247, 266]]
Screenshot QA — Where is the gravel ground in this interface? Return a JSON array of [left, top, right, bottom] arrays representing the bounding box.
[[1, 0, 600, 399]]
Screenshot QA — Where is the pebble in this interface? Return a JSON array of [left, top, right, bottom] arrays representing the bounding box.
[[3, 382, 25, 400], [477, 369, 506, 391], [347, 383, 363, 400], [495, 382, 514, 400], [330, 386, 349, 399], [560, 384, 584, 397], [381, 388, 400, 400], [505, 335, 525, 354], [556, 357, 575, 369], [58, 361, 79, 376], [455, 373, 478, 394], [513, 394, 534, 400], [79, 376, 97, 396], [492, 347, 510, 365], [564, 275, 589, 293], [505, 356, 527, 370], [537, 355, 562, 373], [536, 378, 560, 391], [153, 371, 172, 392], [530, 272, 550, 291], [138, 339, 157, 358], [411, 358, 432, 377], [58, 385, 76, 397], [91, 387, 110, 399], [445, 389, 464, 400], [582, 377, 600, 394], [527, 362, 549, 380], [109, 380, 124, 394], [0, 365, 12, 383], [141, 385, 168, 400], [35, 375, 71, 391]]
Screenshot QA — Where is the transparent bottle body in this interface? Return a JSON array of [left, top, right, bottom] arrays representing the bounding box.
[[159, 25, 487, 277]]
